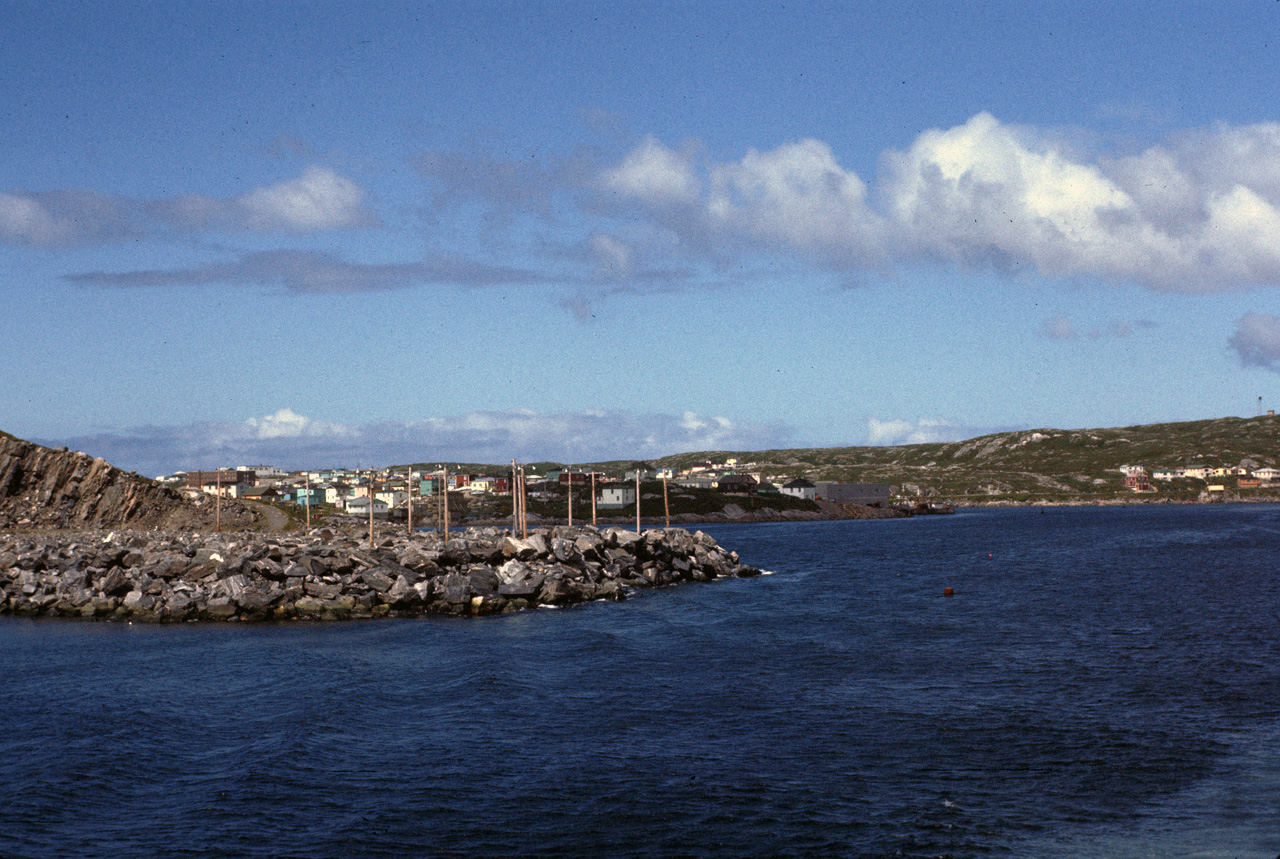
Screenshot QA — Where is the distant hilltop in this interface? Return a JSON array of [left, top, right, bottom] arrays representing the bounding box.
[[606, 415, 1280, 504]]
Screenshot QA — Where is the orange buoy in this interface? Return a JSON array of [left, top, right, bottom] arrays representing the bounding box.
[[943, 587, 954, 597]]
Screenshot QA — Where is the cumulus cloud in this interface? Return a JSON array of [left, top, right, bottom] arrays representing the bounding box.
[[156, 166, 376, 232], [593, 135, 887, 267], [602, 135, 701, 206], [586, 113, 1280, 291], [235, 166, 374, 231], [1229, 312, 1280, 370], [880, 113, 1280, 290], [1, 167, 373, 246], [42, 408, 794, 477], [866, 418, 970, 446], [242, 408, 355, 440], [65, 249, 551, 292]]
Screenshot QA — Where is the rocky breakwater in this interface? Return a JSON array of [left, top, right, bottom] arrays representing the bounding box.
[[0, 525, 761, 621]]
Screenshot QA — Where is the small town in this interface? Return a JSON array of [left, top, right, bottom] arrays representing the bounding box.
[[165, 458, 897, 522], [1120, 462, 1280, 494]]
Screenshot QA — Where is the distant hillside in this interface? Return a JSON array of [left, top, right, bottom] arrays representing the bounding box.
[[0, 434, 261, 530], [581, 416, 1280, 502]]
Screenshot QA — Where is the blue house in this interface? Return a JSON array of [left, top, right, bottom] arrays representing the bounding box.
[[295, 488, 325, 507]]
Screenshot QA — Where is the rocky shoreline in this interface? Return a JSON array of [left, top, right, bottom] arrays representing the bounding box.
[[0, 524, 761, 622]]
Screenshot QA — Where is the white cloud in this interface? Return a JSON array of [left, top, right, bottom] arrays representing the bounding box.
[[885, 114, 1129, 264], [707, 138, 885, 263], [866, 418, 967, 446], [592, 114, 1280, 292], [595, 135, 886, 267], [43, 408, 794, 476], [243, 408, 356, 440], [601, 135, 700, 205], [0, 192, 72, 245], [237, 166, 373, 231], [159, 166, 376, 233], [1229, 312, 1280, 370], [1, 167, 373, 247]]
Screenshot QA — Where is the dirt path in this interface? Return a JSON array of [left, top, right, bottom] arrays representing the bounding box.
[[244, 500, 290, 532]]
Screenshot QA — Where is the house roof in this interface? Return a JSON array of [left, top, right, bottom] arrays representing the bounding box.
[[241, 486, 279, 497]]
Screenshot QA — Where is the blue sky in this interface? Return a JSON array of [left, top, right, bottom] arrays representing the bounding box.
[[6, 1, 1280, 475]]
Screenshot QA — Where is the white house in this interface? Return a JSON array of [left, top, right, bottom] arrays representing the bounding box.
[[202, 482, 247, 499], [598, 485, 637, 509], [344, 497, 389, 515], [374, 489, 409, 509], [780, 478, 817, 500]]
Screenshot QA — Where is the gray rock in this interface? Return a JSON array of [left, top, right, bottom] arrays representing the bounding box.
[[205, 597, 236, 619], [362, 568, 395, 593], [100, 568, 131, 597], [385, 575, 418, 607], [122, 590, 155, 611], [441, 572, 470, 604], [468, 567, 498, 596], [304, 580, 343, 599]]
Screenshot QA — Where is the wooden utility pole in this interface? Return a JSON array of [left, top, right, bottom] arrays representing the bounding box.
[[305, 473, 311, 530], [519, 466, 528, 537], [215, 469, 221, 533], [442, 468, 450, 540], [368, 476, 374, 549], [511, 460, 518, 535], [590, 471, 597, 527], [663, 476, 670, 529], [406, 466, 413, 535], [635, 469, 641, 533], [567, 468, 573, 527]]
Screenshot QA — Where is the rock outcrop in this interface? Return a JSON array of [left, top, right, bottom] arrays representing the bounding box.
[[0, 435, 258, 531], [0, 524, 760, 621]]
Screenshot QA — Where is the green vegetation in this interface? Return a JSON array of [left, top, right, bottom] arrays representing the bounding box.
[[636, 415, 1280, 503]]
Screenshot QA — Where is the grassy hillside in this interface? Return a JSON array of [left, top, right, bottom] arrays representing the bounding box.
[[583, 415, 1280, 503]]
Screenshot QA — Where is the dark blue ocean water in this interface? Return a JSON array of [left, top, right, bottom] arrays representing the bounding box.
[[3, 505, 1279, 858]]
